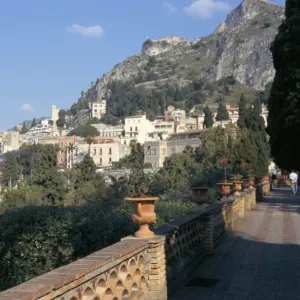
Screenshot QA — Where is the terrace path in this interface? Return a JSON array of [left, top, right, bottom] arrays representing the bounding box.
[[170, 188, 300, 300]]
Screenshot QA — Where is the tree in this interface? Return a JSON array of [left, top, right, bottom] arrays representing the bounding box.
[[203, 106, 214, 128], [2, 152, 19, 187], [30, 118, 36, 128], [76, 154, 96, 182], [237, 93, 247, 128], [56, 110, 67, 128], [267, 0, 300, 170], [67, 143, 78, 169], [67, 124, 99, 138], [245, 99, 270, 176], [20, 122, 28, 134], [216, 102, 230, 121]]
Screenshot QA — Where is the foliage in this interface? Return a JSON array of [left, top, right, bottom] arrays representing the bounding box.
[[203, 105, 214, 128], [30, 118, 36, 128], [0, 198, 195, 291], [126, 141, 150, 197], [56, 110, 66, 128], [17, 144, 57, 176], [20, 122, 28, 134], [267, 0, 300, 171], [1, 182, 44, 212], [237, 93, 247, 128], [2, 152, 19, 186], [67, 124, 100, 138], [76, 154, 97, 182], [216, 102, 230, 121]]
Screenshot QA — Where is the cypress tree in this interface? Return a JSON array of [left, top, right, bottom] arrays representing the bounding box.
[[246, 98, 270, 176], [216, 102, 230, 121], [20, 122, 28, 134], [203, 105, 214, 128], [237, 93, 247, 128], [267, 0, 300, 170], [31, 118, 37, 128], [2, 152, 19, 186]]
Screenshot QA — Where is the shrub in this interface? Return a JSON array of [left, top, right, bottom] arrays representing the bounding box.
[[0, 199, 195, 291]]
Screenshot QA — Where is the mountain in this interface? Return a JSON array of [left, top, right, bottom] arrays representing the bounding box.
[[73, 0, 284, 124]]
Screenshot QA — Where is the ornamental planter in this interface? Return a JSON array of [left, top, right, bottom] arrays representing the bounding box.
[[249, 177, 255, 187], [242, 178, 250, 190], [216, 182, 233, 200], [124, 197, 159, 238], [191, 187, 208, 204], [233, 181, 243, 195]]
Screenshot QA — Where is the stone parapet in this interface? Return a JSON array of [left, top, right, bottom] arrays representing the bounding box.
[[0, 188, 261, 300]]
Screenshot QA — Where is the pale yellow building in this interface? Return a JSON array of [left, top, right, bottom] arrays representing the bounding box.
[[89, 100, 107, 119]]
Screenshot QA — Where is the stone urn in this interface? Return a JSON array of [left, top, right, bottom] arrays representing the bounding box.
[[233, 181, 243, 195], [216, 182, 233, 200], [191, 187, 208, 204], [125, 197, 159, 238], [242, 178, 250, 190], [249, 177, 255, 187]]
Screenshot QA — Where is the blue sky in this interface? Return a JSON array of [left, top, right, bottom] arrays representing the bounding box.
[[0, 0, 285, 130]]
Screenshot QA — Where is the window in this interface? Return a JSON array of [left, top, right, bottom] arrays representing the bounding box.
[[135, 127, 138, 131], [138, 120, 140, 123], [75, 149, 78, 156], [60, 150, 63, 154], [93, 149, 96, 155], [100, 158, 102, 165], [124, 140, 127, 145], [155, 125, 160, 128], [109, 148, 112, 155], [60, 158, 63, 163], [130, 133, 132, 137], [163, 148, 166, 155], [130, 127, 132, 132], [100, 148, 102, 155], [109, 158, 112, 164], [60, 142, 63, 147]]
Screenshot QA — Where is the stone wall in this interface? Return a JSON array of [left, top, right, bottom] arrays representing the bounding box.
[[0, 188, 261, 300]]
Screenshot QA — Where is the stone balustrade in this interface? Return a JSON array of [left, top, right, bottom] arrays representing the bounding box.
[[0, 186, 264, 300]]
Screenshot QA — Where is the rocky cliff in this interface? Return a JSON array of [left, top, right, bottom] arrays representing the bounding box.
[[75, 0, 284, 123]]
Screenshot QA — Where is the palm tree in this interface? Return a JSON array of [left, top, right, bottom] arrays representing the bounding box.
[[84, 137, 95, 156], [67, 143, 78, 169]]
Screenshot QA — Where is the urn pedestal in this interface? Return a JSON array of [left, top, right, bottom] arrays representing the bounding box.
[[191, 187, 209, 204], [125, 197, 159, 238], [216, 182, 233, 200]]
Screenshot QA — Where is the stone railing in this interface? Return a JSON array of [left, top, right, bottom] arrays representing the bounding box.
[[0, 187, 260, 300]]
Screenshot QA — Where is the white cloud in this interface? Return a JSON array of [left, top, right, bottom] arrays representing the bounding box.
[[20, 104, 35, 112], [163, 2, 178, 14], [67, 23, 104, 38], [184, 0, 231, 19]]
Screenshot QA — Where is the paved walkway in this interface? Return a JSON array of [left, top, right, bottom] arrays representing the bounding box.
[[170, 188, 300, 300]]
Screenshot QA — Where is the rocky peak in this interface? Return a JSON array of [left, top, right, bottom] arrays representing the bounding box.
[[215, 0, 281, 33]]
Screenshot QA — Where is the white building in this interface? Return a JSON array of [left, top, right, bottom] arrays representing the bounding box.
[[122, 115, 154, 145], [52, 105, 60, 122], [89, 100, 107, 119], [91, 123, 123, 138]]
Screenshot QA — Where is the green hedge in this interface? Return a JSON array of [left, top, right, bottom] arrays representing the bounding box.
[[0, 200, 195, 291]]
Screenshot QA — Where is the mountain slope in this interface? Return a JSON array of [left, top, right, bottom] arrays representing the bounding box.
[[74, 0, 284, 124]]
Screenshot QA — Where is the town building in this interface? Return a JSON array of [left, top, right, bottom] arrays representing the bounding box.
[[0, 131, 23, 153], [153, 120, 175, 135], [52, 105, 60, 122], [91, 123, 123, 138], [122, 115, 154, 145], [144, 129, 207, 169], [89, 100, 107, 119], [38, 135, 130, 169]]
